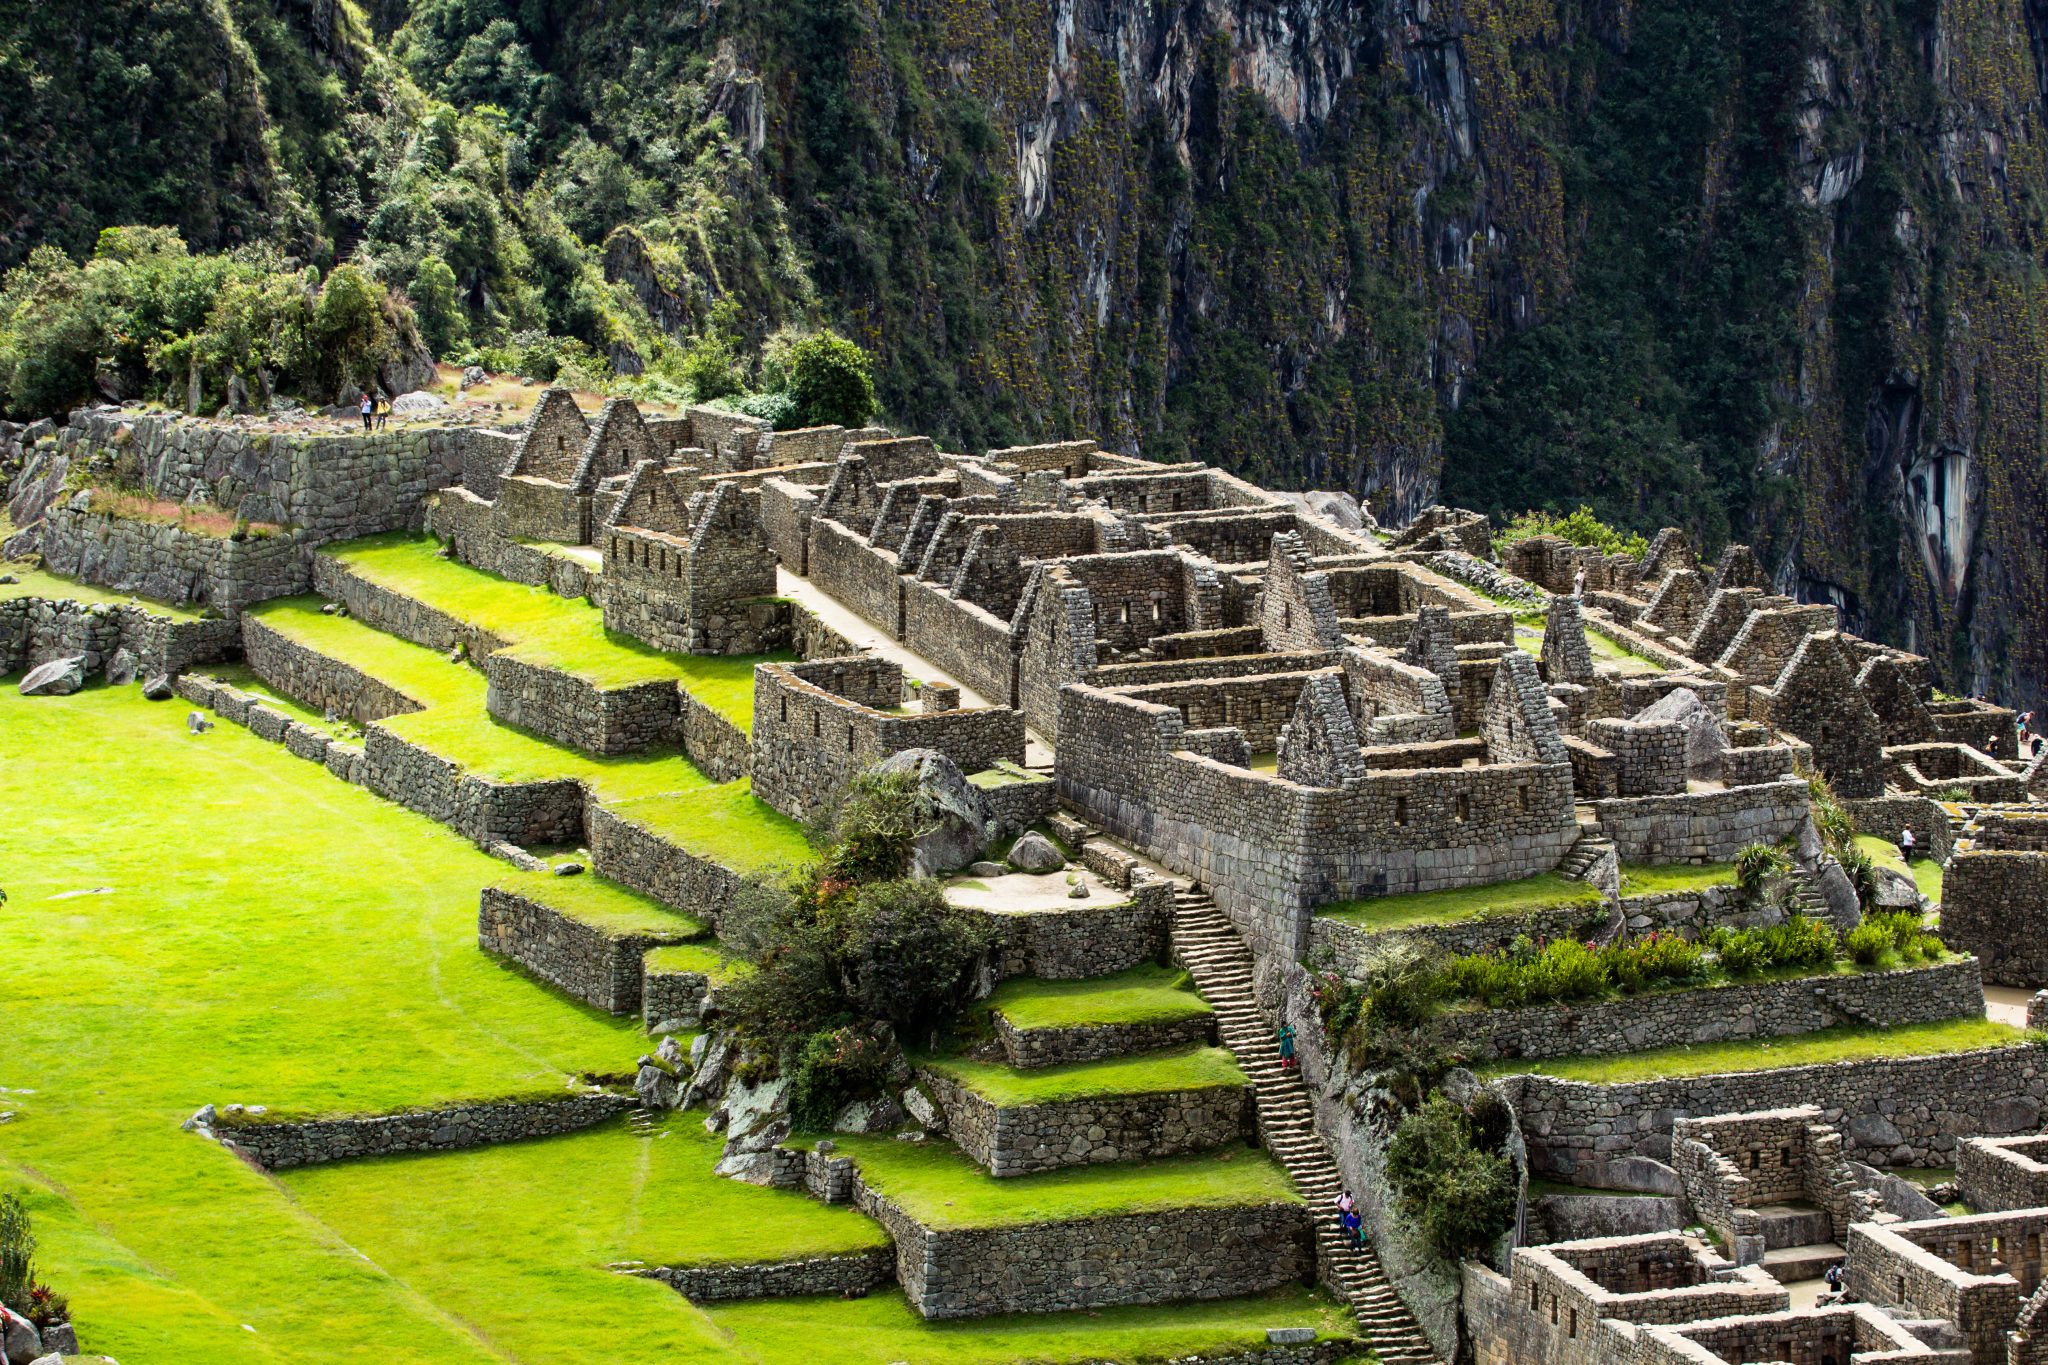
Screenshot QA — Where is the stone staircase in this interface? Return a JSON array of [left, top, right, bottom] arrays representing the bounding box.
[[1557, 826, 1615, 881], [1169, 885, 1442, 1364]]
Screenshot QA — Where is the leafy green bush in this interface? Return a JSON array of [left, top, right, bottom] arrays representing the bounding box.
[[680, 332, 742, 401], [1386, 1096, 1517, 1260], [1435, 932, 1703, 1009], [784, 329, 877, 427], [1733, 843, 1791, 900], [1845, 921, 1890, 966], [726, 390, 800, 428], [409, 256, 468, 357], [1494, 506, 1651, 560], [1847, 910, 1941, 966], [1706, 914, 1837, 976], [782, 1024, 897, 1129], [0, 1191, 32, 1314], [1837, 843, 1878, 911], [819, 768, 926, 885]]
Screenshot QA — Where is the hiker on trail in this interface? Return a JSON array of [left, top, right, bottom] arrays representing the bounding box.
[[1572, 565, 1586, 598], [359, 390, 374, 431], [375, 392, 390, 431], [1900, 827, 1916, 857], [1276, 1021, 1296, 1070], [1341, 1202, 1364, 1249]]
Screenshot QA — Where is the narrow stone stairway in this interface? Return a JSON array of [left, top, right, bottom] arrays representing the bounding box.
[[1169, 885, 1443, 1364]]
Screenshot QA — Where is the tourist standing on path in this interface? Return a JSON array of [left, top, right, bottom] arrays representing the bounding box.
[[1341, 1202, 1364, 1249], [1572, 565, 1586, 598], [1900, 827, 1916, 858], [360, 390, 374, 431], [1276, 1021, 1296, 1070]]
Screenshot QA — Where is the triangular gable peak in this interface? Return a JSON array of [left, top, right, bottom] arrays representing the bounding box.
[[1259, 531, 1345, 651], [1709, 543, 1770, 594], [606, 459, 696, 536], [1403, 603, 1460, 685], [817, 455, 883, 533], [1642, 568, 1708, 639], [573, 398, 655, 489], [506, 386, 592, 483], [1539, 592, 1596, 684], [1638, 527, 1697, 586], [1484, 650, 1568, 765], [1277, 672, 1369, 787]]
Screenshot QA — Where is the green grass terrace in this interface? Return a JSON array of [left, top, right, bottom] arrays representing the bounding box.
[[1316, 870, 1603, 933], [1474, 1017, 2035, 1085], [322, 532, 787, 730], [0, 560, 206, 620], [984, 963, 1213, 1033], [495, 870, 708, 940], [1618, 860, 1739, 896], [808, 1135, 1299, 1229], [1857, 834, 1945, 904], [921, 1045, 1245, 1108]]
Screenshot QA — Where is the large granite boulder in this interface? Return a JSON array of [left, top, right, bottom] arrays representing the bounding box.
[[873, 748, 993, 876], [390, 390, 446, 418], [1633, 687, 1727, 780], [1007, 832, 1066, 873], [18, 655, 84, 697]]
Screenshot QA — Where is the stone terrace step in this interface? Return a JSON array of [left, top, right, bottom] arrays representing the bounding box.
[[1757, 1204, 1833, 1252], [1168, 886, 1443, 1364], [1761, 1241, 1845, 1284]]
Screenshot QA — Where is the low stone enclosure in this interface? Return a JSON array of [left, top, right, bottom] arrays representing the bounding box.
[[1944, 811, 2048, 987], [191, 1091, 635, 1171]]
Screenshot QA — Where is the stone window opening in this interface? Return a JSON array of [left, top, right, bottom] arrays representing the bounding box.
[[846, 725, 855, 753], [1455, 793, 1470, 823], [1567, 1308, 1576, 1339], [1283, 604, 1293, 630], [779, 697, 788, 723], [1517, 784, 1531, 811], [812, 712, 821, 738], [1150, 600, 1162, 624], [1896, 1274, 1907, 1301], [1119, 602, 1131, 626], [1529, 1283, 1540, 1312], [1394, 795, 1409, 826], [1548, 1296, 1558, 1326]]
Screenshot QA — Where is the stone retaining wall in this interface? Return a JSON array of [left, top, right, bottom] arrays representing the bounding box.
[[313, 552, 507, 656], [634, 1248, 896, 1302], [1436, 958, 1984, 1063], [680, 691, 752, 782], [243, 615, 422, 723], [994, 1010, 1214, 1069], [476, 885, 698, 1014], [643, 961, 713, 1031], [483, 649, 681, 755], [361, 724, 584, 846], [920, 1067, 1250, 1176], [429, 490, 600, 600], [1591, 778, 1810, 864], [0, 596, 236, 678], [42, 506, 309, 609], [1497, 1043, 2048, 1181], [986, 881, 1173, 980], [211, 1092, 632, 1170], [979, 771, 1060, 833], [588, 804, 745, 924], [1843, 795, 1955, 865]]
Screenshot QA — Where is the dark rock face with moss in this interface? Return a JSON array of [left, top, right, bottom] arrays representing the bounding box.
[[4, 0, 2046, 708]]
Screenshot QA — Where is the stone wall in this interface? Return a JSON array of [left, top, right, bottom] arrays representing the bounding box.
[[632, 1248, 896, 1303], [1497, 1042, 2048, 1182], [919, 1067, 1249, 1176], [901, 577, 1017, 709], [41, 507, 309, 609], [986, 881, 1173, 980], [588, 803, 745, 925], [243, 615, 422, 724], [993, 1009, 1215, 1069], [483, 649, 681, 755], [1436, 958, 1983, 1063], [750, 656, 1026, 823], [642, 959, 713, 1031], [679, 690, 752, 782], [476, 885, 699, 1015], [361, 724, 585, 847], [210, 1092, 632, 1170], [1845, 1212, 2043, 1361], [428, 489, 600, 600], [1591, 778, 1810, 864], [313, 552, 506, 655], [1957, 1135, 2048, 1212], [1942, 812, 2048, 986], [0, 596, 236, 679], [1843, 795, 1955, 864], [808, 517, 906, 636], [759, 477, 821, 573]]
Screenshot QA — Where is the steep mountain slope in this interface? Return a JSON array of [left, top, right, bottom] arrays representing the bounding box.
[[1, 0, 2042, 705]]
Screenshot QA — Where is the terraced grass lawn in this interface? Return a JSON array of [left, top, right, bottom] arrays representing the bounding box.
[[1512, 618, 1662, 674], [0, 560, 206, 619], [706, 1288, 1359, 1364], [0, 683, 643, 1362], [819, 1136, 1300, 1229], [1318, 870, 1602, 932], [643, 942, 740, 979], [1475, 1017, 2035, 1084], [245, 595, 726, 808], [321, 533, 788, 729], [1618, 860, 1739, 896], [606, 780, 815, 874], [204, 662, 360, 738], [924, 1045, 1245, 1107], [1856, 834, 1945, 904], [496, 871, 708, 938], [3, 685, 1352, 1364], [987, 963, 1212, 1031]]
